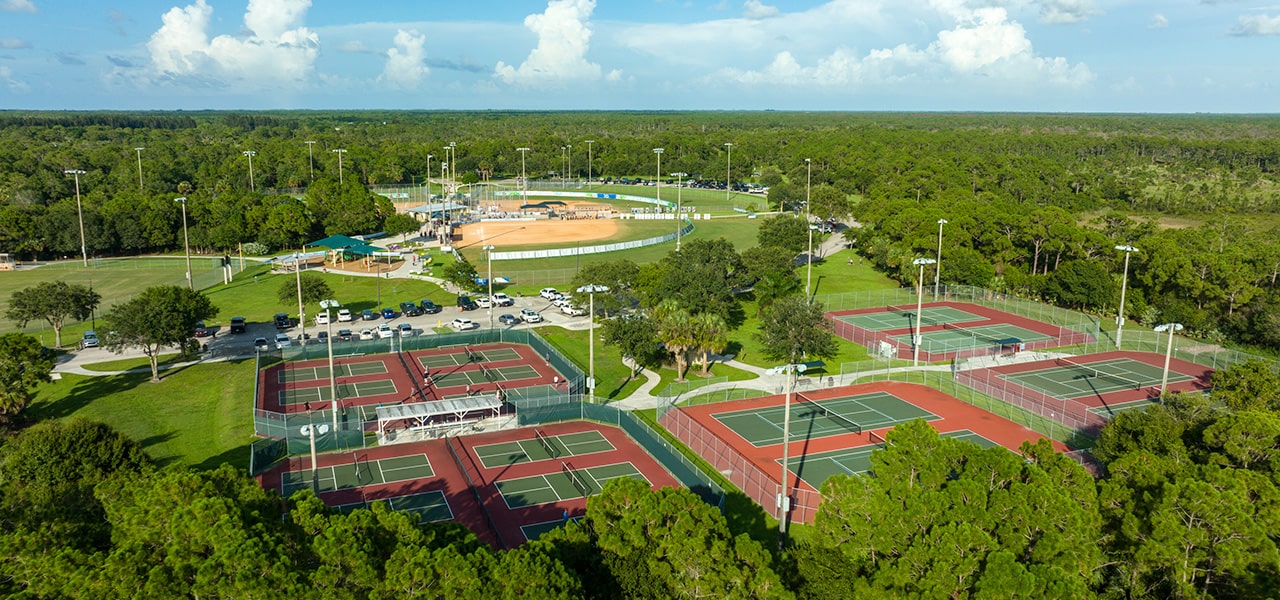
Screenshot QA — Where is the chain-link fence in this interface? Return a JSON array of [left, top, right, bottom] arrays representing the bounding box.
[[1069, 328, 1271, 374]]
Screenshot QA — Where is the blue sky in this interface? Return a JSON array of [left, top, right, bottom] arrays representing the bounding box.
[[1, 0, 1277, 112]]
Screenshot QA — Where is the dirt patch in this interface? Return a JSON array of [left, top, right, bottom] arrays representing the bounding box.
[[456, 218, 619, 247]]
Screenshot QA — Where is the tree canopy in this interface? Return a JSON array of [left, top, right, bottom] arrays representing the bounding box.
[[100, 285, 218, 381]]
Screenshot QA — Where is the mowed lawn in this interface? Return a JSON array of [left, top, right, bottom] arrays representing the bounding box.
[[28, 358, 257, 470]]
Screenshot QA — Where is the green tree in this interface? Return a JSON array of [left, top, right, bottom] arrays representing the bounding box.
[[646, 238, 748, 324], [443, 257, 480, 293], [600, 314, 664, 377], [756, 215, 810, 255], [753, 270, 803, 317], [276, 272, 335, 315], [690, 312, 729, 376], [384, 212, 420, 243], [1210, 358, 1280, 412], [570, 259, 641, 316], [1043, 260, 1115, 311], [652, 299, 696, 380], [754, 295, 838, 367], [100, 285, 219, 382], [0, 333, 55, 427], [5, 281, 101, 348]]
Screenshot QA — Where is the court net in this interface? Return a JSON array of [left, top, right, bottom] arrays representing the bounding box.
[[1056, 358, 1145, 390], [534, 429, 558, 458], [868, 430, 889, 447], [562, 461, 592, 497], [479, 364, 493, 381], [465, 346, 479, 363], [798, 394, 862, 434], [941, 321, 996, 345]]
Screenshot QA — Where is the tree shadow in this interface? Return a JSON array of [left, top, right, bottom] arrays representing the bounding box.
[[195, 440, 253, 472], [32, 372, 153, 421], [134, 431, 181, 467]]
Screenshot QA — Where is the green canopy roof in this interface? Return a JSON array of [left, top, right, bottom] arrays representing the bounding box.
[[308, 234, 365, 249]]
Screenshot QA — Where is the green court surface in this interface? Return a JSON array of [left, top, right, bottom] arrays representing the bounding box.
[[712, 391, 939, 447], [473, 430, 617, 469], [335, 490, 453, 524], [418, 347, 523, 369], [999, 357, 1191, 401], [835, 306, 986, 332], [429, 365, 540, 388], [495, 462, 648, 509], [890, 323, 1054, 353], [781, 429, 1001, 489], [522, 516, 583, 542], [278, 361, 388, 383], [1089, 398, 1159, 418], [281, 453, 435, 497], [279, 379, 399, 404]]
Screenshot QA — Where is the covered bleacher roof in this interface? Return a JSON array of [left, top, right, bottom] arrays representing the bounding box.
[[375, 394, 502, 433]]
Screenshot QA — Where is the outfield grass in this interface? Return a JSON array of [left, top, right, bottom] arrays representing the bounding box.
[[29, 359, 256, 470], [579, 185, 770, 214]]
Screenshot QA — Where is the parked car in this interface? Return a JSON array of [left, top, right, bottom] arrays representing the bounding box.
[[80, 330, 100, 349], [419, 299, 442, 314], [229, 316, 246, 334], [359, 329, 375, 340], [253, 337, 270, 351], [380, 307, 397, 319], [498, 313, 519, 326], [539, 288, 560, 299], [398, 322, 415, 337], [560, 303, 587, 317], [400, 301, 423, 317], [317, 331, 329, 343], [520, 308, 543, 323], [315, 312, 331, 325], [492, 292, 514, 307], [457, 296, 478, 311], [337, 328, 353, 341], [376, 323, 394, 339], [450, 318, 478, 331], [361, 309, 377, 321], [552, 296, 573, 308], [274, 333, 292, 349], [193, 321, 211, 337], [475, 296, 493, 309], [274, 313, 292, 329]]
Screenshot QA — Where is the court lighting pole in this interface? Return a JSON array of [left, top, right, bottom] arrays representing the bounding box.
[[912, 258, 936, 366], [484, 244, 495, 330], [243, 150, 257, 192], [449, 142, 457, 196], [1115, 245, 1139, 348], [305, 141, 316, 180], [584, 140, 594, 188], [776, 359, 805, 543], [1155, 322, 1184, 396], [65, 169, 88, 266], [295, 246, 307, 344], [333, 149, 346, 184], [935, 219, 948, 301], [134, 147, 145, 191], [174, 197, 192, 290], [724, 142, 733, 207], [653, 147, 663, 208], [671, 172, 687, 251], [805, 158, 813, 302], [577, 285, 609, 403], [517, 147, 530, 205], [320, 299, 340, 430], [567, 143, 572, 187]]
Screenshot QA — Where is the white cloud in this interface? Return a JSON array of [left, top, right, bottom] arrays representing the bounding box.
[[1232, 14, 1280, 36], [0, 0, 35, 13], [743, 0, 778, 20], [0, 38, 31, 49], [0, 65, 28, 91], [146, 0, 320, 88], [379, 29, 429, 90], [1149, 14, 1168, 29], [495, 0, 604, 86], [1036, 0, 1100, 24]]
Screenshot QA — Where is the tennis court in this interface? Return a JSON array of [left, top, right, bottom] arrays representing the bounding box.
[[278, 360, 389, 383], [418, 347, 523, 369], [1088, 398, 1160, 418], [780, 429, 1002, 490], [835, 306, 987, 332], [711, 391, 939, 447], [429, 364, 541, 388], [890, 323, 1054, 352], [279, 379, 399, 405], [999, 357, 1190, 401], [473, 430, 616, 469], [280, 453, 435, 497], [521, 516, 583, 542], [495, 462, 648, 509], [335, 490, 453, 524]]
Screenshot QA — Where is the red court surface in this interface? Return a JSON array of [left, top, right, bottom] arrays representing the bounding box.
[[256, 420, 680, 549], [661, 381, 1064, 524], [256, 342, 565, 415], [827, 301, 1094, 362]]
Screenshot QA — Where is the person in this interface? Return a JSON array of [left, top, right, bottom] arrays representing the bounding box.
[[848, 258, 853, 265], [466, 384, 472, 395]]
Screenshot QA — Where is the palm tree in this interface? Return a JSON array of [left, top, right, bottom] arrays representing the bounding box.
[[754, 271, 801, 316], [690, 312, 729, 375], [652, 299, 696, 381]]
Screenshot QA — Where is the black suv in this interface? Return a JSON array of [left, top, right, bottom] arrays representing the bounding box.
[[273, 313, 293, 329], [419, 299, 442, 314], [400, 301, 423, 317], [229, 316, 246, 334], [456, 295, 478, 311]]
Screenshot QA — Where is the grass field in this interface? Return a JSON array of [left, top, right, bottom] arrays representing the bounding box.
[[28, 359, 256, 470], [537, 326, 646, 401]]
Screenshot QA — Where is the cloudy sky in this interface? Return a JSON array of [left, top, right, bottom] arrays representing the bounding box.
[[1, 0, 1277, 112]]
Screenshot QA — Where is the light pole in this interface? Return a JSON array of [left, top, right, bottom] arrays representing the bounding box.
[[584, 140, 594, 188], [935, 218, 948, 301], [724, 142, 733, 206], [174, 197, 192, 290], [484, 244, 495, 330], [243, 150, 257, 192], [912, 257, 936, 366], [653, 148, 663, 208], [776, 359, 807, 541], [333, 149, 346, 184], [1157, 319, 1182, 394], [671, 172, 687, 251], [804, 158, 813, 302], [305, 141, 316, 180], [426, 154, 434, 201], [320, 299, 340, 430], [64, 169, 88, 266], [576, 285, 609, 403], [1115, 245, 1139, 348], [134, 147, 145, 191], [295, 246, 307, 344], [567, 144, 572, 187], [449, 142, 457, 196], [517, 147, 530, 205]]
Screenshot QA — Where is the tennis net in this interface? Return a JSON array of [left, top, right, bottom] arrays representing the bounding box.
[[1057, 358, 1145, 390], [941, 321, 994, 345], [465, 346, 478, 363], [535, 429, 558, 458], [868, 430, 889, 447], [563, 461, 592, 497], [798, 394, 862, 434]]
